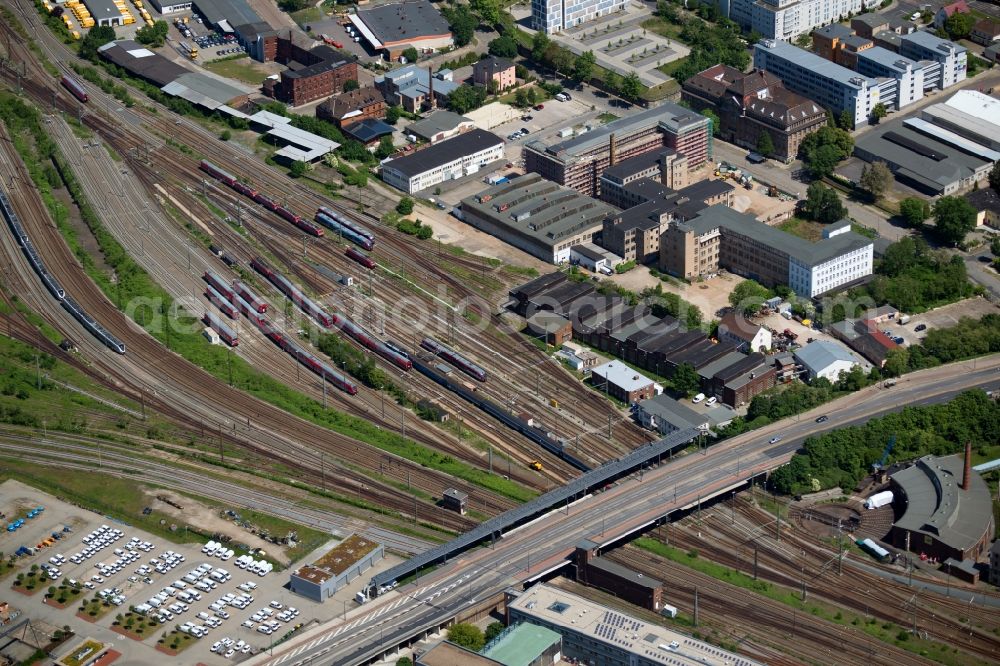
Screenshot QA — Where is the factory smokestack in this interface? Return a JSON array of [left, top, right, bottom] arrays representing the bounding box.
[[427, 67, 435, 110], [962, 440, 972, 491], [609, 133, 617, 167]]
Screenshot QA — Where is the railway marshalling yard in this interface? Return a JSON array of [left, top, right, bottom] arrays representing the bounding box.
[[0, 2, 998, 666]]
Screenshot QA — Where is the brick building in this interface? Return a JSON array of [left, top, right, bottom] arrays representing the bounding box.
[[524, 103, 710, 197], [316, 86, 386, 128], [473, 55, 516, 91], [575, 541, 665, 612], [681, 65, 826, 163], [263, 38, 357, 106]]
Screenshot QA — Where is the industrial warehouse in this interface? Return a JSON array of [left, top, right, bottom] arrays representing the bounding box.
[[289, 535, 384, 602]]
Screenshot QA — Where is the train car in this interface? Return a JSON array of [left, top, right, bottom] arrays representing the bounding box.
[[317, 206, 375, 241], [332, 315, 412, 371], [315, 212, 373, 250], [202, 311, 238, 347], [233, 294, 265, 325], [20, 236, 66, 301], [252, 192, 279, 211], [286, 340, 358, 395], [345, 247, 375, 270], [61, 295, 126, 354], [232, 181, 258, 199], [294, 217, 324, 238], [202, 271, 235, 302], [251, 257, 334, 329], [233, 281, 268, 313], [384, 341, 410, 360], [61, 75, 89, 103], [420, 337, 487, 382], [199, 160, 237, 187], [204, 286, 238, 320]]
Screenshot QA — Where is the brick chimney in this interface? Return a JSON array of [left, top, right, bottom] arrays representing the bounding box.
[[660, 153, 670, 187], [609, 133, 617, 166], [427, 67, 435, 110], [962, 440, 972, 491]]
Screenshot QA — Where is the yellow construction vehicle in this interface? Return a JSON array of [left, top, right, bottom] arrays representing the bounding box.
[[529, 461, 543, 471]]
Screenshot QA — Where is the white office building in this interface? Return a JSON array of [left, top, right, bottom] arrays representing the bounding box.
[[379, 129, 504, 194], [855, 47, 925, 110], [787, 225, 874, 298], [754, 40, 879, 127], [531, 0, 626, 33], [899, 31, 967, 90], [731, 0, 875, 41]]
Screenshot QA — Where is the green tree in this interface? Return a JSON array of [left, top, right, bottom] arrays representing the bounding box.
[[837, 109, 854, 130], [573, 50, 597, 83], [989, 161, 1000, 193], [547, 45, 576, 75], [620, 72, 643, 102], [395, 659, 414, 666], [803, 182, 847, 224], [396, 197, 414, 215], [448, 623, 485, 652], [944, 11, 975, 39], [870, 102, 887, 123], [932, 196, 977, 245], [219, 129, 232, 141], [701, 108, 720, 137], [447, 84, 487, 114], [488, 35, 518, 58], [385, 106, 402, 125], [898, 197, 931, 227], [514, 88, 528, 108], [442, 6, 477, 47], [402, 47, 419, 63], [859, 161, 892, 201], [375, 136, 395, 159], [79, 25, 116, 61], [531, 31, 551, 61], [526, 87, 538, 104], [729, 279, 771, 315], [756, 131, 774, 156], [672, 363, 701, 397], [289, 161, 307, 178], [484, 621, 505, 643], [470, 0, 503, 26], [991, 236, 1000, 257], [603, 70, 621, 95], [883, 348, 909, 377], [135, 20, 168, 47], [342, 79, 360, 93]]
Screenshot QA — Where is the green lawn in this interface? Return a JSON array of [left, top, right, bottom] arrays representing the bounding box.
[[597, 113, 618, 124], [202, 56, 268, 86], [78, 597, 115, 620], [113, 611, 162, 639], [778, 217, 825, 242], [656, 58, 689, 78], [158, 629, 198, 653], [290, 7, 324, 26], [641, 17, 685, 41]]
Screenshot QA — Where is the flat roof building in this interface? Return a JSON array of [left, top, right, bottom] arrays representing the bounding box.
[[854, 119, 994, 195], [889, 449, 994, 563], [635, 394, 709, 435], [793, 339, 860, 383], [481, 623, 562, 666], [660, 205, 873, 297], [920, 90, 1000, 151], [524, 103, 710, 197], [754, 40, 879, 129], [375, 65, 458, 113], [380, 128, 504, 194], [590, 360, 656, 404], [350, 0, 453, 58], [459, 173, 615, 263], [289, 535, 383, 602], [855, 47, 925, 110], [506, 583, 764, 666], [531, 0, 627, 33], [899, 31, 967, 90], [417, 641, 502, 665]]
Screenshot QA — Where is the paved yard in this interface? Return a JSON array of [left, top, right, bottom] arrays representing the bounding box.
[[892, 296, 999, 345]]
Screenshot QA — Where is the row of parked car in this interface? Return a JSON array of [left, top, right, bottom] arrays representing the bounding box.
[[211, 637, 252, 658], [194, 32, 235, 48]]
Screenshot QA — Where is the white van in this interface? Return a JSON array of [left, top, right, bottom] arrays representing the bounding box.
[[555, 93, 569, 102], [691, 393, 705, 404]]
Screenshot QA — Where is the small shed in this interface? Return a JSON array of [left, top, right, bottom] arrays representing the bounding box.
[[442, 488, 467, 515]]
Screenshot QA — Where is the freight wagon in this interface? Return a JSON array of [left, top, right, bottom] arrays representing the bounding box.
[[61, 75, 89, 103]]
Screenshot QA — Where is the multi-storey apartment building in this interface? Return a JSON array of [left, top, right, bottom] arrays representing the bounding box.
[[523, 103, 709, 197], [730, 0, 874, 41], [660, 205, 873, 297], [531, 0, 627, 33], [754, 39, 879, 128], [899, 31, 967, 89], [854, 47, 925, 110]]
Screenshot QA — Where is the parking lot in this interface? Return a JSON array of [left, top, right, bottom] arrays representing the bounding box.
[[0, 480, 399, 665], [192, 32, 248, 60], [889, 296, 998, 345]]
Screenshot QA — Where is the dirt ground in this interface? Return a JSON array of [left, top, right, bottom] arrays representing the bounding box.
[[900, 296, 999, 345], [609, 268, 740, 320], [143, 489, 291, 565]]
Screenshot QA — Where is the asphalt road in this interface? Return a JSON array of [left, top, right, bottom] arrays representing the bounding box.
[[250, 355, 1000, 666]]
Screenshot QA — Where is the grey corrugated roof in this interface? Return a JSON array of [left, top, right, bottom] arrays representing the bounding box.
[[356, 0, 450, 45], [382, 129, 502, 177], [857, 46, 918, 73], [587, 557, 662, 589], [900, 30, 966, 55], [98, 41, 187, 86], [794, 340, 856, 373], [162, 73, 246, 109], [82, 0, 124, 22], [637, 394, 707, 429], [679, 205, 872, 267], [371, 426, 701, 589], [407, 111, 471, 139], [193, 0, 261, 29], [892, 454, 993, 551]]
